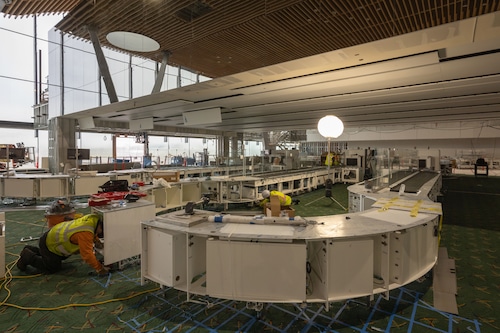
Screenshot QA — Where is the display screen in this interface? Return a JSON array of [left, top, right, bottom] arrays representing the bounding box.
[[418, 159, 427, 169], [0, 147, 26, 160], [346, 158, 358, 166], [67, 148, 90, 160]]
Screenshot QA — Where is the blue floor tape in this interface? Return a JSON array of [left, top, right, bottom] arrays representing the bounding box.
[[93, 274, 482, 333], [115, 288, 481, 333]]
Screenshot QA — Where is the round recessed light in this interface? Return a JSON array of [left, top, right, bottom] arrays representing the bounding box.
[[106, 31, 160, 52]]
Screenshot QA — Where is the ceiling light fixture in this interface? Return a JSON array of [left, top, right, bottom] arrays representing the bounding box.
[[317, 115, 344, 139], [106, 31, 160, 52]]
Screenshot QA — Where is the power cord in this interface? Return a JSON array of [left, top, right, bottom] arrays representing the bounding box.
[[1, 254, 159, 311]]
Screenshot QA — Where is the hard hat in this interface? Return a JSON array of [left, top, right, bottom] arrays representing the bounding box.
[[262, 190, 270, 198]]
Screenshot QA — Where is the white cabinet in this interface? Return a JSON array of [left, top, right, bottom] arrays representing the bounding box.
[[2, 176, 69, 198], [327, 239, 373, 301], [389, 222, 437, 285], [141, 225, 208, 294], [141, 228, 186, 287], [92, 200, 155, 265], [307, 238, 374, 302], [342, 167, 361, 183], [206, 239, 307, 302]]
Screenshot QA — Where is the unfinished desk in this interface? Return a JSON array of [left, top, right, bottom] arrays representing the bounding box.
[[92, 199, 155, 266], [141, 171, 442, 307]]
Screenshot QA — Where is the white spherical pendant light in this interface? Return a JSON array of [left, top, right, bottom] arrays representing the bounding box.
[[317, 115, 344, 138]]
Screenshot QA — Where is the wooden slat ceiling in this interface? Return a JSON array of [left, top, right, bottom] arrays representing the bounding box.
[[3, 0, 500, 79]]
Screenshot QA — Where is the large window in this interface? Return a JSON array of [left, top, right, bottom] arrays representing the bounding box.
[[48, 29, 211, 118], [1, 14, 211, 161]]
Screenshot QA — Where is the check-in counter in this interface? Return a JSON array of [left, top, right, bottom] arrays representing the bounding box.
[[140, 171, 442, 307]]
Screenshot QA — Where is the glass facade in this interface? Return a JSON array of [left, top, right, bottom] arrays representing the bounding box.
[[48, 29, 207, 118]]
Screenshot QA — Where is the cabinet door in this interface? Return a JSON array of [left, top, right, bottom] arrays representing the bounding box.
[[102, 204, 155, 265], [328, 239, 373, 300], [142, 228, 186, 287], [207, 239, 307, 302]]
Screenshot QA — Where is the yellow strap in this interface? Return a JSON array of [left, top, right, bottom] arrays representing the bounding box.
[[378, 197, 399, 212], [438, 215, 443, 245], [410, 200, 423, 217]]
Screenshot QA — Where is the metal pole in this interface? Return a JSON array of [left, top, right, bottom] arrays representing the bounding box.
[[327, 137, 331, 179]]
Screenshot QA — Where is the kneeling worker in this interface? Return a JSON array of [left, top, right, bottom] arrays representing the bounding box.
[[259, 189, 299, 207], [17, 214, 110, 276]]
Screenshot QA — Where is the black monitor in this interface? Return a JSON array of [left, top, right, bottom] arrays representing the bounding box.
[[346, 157, 359, 167], [418, 159, 427, 169], [67, 148, 90, 160], [0, 147, 26, 161]]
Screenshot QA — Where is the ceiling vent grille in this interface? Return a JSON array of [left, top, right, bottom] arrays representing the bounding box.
[[175, 1, 212, 22]]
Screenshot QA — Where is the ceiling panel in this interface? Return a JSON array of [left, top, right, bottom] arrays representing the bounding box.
[[4, 0, 500, 78]]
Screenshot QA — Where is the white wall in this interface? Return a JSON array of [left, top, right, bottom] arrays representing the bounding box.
[[307, 120, 500, 162]]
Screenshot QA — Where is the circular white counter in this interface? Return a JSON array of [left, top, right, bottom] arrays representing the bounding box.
[[140, 171, 442, 305]]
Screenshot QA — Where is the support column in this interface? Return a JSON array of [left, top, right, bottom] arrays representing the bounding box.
[[87, 24, 118, 103], [48, 117, 77, 174], [152, 51, 170, 93], [217, 135, 230, 165], [112, 134, 117, 162], [143, 133, 150, 167]]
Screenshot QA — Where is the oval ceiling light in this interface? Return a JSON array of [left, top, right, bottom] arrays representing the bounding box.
[[106, 31, 160, 52]]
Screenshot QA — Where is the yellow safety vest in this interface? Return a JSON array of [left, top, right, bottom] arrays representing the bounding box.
[[325, 153, 335, 166], [46, 214, 99, 257], [270, 190, 292, 206]]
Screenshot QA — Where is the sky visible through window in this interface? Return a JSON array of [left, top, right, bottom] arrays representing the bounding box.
[[0, 15, 263, 165]]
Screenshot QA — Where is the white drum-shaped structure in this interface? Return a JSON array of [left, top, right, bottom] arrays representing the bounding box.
[[141, 170, 442, 305]]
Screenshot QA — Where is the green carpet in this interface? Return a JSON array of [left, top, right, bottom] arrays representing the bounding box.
[[0, 175, 498, 332]]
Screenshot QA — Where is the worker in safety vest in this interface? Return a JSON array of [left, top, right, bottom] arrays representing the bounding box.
[[324, 152, 341, 166], [324, 152, 335, 167], [259, 190, 299, 207], [17, 214, 110, 275]]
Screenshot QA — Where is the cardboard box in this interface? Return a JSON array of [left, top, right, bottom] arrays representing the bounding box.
[[265, 207, 295, 218], [153, 171, 180, 182], [264, 195, 295, 217]]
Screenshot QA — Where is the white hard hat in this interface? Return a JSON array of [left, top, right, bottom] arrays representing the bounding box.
[[262, 190, 270, 198]]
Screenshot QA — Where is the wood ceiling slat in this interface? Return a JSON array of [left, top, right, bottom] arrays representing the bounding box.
[[412, 0, 424, 30], [318, 1, 358, 49], [363, 1, 393, 40], [376, 2, 396, 37], [471, 0, 480, 17], [321, 1, 364, 46], [345, 0, 382, 44], [402, 1, 418, 33], [356, 1, 385, 40], [3, 0, 79, 17], [300, 2, 340, 51], [3, 0, 500, 78], [393, 1, 409, 34]]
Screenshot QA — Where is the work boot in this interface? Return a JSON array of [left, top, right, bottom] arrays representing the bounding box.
[[292, 199, 300, 205], [16, 248, 30, 271], [16, 247, 37, 271]]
